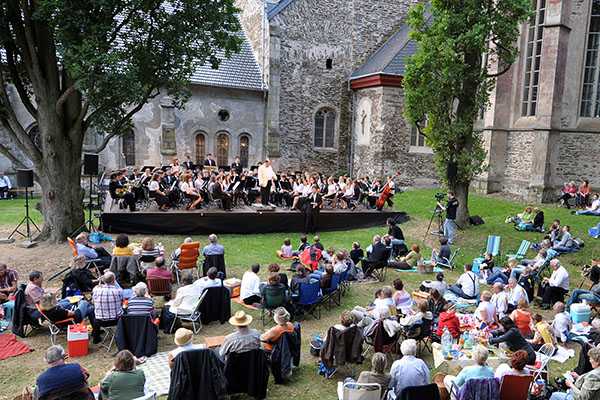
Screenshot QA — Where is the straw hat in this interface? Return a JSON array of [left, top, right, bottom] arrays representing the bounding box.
[[229, 311, 253, 327], [273, 307, 291, 325], [174, 328, 193, 346]]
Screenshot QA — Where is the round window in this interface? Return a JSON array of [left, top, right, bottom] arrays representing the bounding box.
[[218, 109, 230, 121]]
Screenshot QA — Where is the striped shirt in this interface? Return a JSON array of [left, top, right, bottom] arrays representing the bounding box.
[[126, 296, 154, 316], [93, 284, 124, 321]]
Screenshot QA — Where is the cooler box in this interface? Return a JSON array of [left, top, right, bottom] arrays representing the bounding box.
[[67, 324, 89, 357], [571, 303, 591, 324], [224, 278, 242, 298], [471, 257, 484, 274]]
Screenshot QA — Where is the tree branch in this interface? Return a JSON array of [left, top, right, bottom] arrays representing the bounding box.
[[4, 48, 38, 118], [485, 63, 512, 78], [0, 143, 27, 169], [55, 84, 78, 113]]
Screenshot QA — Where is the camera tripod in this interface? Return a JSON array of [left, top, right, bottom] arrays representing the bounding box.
[[424, 206, 444, 242]]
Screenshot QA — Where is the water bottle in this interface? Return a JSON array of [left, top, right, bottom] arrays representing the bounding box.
[[464, 331, 472, 349], [442, 327, 452, 357]]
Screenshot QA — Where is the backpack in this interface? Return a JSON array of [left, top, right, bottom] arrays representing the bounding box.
[[469, 215, 485, 225]]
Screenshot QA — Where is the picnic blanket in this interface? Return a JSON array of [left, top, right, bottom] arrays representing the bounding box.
[[551, 346, 575, 363], [139, 352, 171, 396], [231, 296, 260, 311], [0, 333, 32, 361], [396, 267, 444, 273]]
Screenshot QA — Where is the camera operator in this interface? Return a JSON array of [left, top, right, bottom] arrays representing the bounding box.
[[436, 191, 459, 244]]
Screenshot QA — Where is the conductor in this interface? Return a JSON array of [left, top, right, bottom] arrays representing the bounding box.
[[303, 184, 322, 233]]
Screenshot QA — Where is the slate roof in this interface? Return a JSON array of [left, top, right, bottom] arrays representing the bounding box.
[[190, 29, 266, 92], [267, 0, 296, 19], [350, 23, 415, 80]]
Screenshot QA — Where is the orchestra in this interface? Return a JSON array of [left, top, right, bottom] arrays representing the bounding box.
[[105, 156, 398, 213]]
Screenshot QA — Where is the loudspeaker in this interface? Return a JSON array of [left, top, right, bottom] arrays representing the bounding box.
[[16, 169, 34, 188], [83, 153, 99, 176]]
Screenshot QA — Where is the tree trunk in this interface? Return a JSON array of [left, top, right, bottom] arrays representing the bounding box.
[[454, 182, 470, 228]]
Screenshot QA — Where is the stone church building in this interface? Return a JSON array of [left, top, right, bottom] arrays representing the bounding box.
[[2, 0, 599, 202]]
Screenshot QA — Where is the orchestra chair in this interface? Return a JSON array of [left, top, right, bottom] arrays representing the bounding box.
[[172, 242, 201, 284], [35, 303, 75, 345], [147, 277, 172, 298]]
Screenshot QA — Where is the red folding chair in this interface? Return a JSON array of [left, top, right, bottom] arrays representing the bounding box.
[[147, 278, 172, 297], [499, 374, 533, 400]]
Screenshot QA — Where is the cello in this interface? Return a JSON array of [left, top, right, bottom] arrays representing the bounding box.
[[375, 183, 392, 211]]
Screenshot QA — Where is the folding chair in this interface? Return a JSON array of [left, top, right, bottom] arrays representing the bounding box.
[[172, 242, 200, 284], [98, 319, 118, 353], [434, 248, 460, 270], [337, 382, 381, 400], [322, 273, 342, 309], [506, 240, 531, 260], [525, 343, 555, 381], [483, 235, 502, 257], [261, 285, 289, 325], [35, 304, 74, 345], [67, 237, 101, 276], [339, 269, 350, 296], [499, 374, 533, 400], [296, 281, 322, 320], [146, 277, 172, 297], [170, 290, 207, 334]]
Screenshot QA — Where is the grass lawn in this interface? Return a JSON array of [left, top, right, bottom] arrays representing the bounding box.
[[0, 188, 599, 400]]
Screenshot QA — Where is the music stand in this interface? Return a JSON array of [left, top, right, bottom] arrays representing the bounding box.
[[2, 180, 40, 247]]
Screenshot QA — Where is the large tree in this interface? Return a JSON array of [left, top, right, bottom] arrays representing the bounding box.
[[0, 0, 241, 242], [404, 0, 530, 226]]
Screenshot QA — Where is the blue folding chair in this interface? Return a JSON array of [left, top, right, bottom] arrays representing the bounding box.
[[296, 281, 323, 320], [322, 273, 342, 309], [483, 235, 502, 257], [506, 240, 531, 260]]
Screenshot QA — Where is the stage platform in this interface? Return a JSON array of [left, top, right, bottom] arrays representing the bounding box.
[[100, 204, 408, 235]]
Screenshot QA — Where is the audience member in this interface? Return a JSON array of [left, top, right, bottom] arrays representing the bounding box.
[[388, 339, 430, 399], [552, 302, 571, 343], [567, 277, 600, 310], [553, 225, 575, 253], [427, 289, 447, 320], [167, 328, 206, 368], [168, 274, 201, 315], [100, 350, 146, 400], [443, 345, 494, 391], [126, 282, 155, 317], [491, 282, 509, 319], [399, 300, 431, 328], [432, 237, 451, 265], [194, 266, 223, 292], [576, 179, 592, 208], [35, 345, 90, 399], [38, 293, 97, 331], [510, 299, 533, 338], [220, 311, 261, 361], [0, 263, 18, 302], [448, 264, 479, 300], [507, 278, 529, 312], [92, 271, 124, 326], [170, 237, 193, 262], [75, 232, 111, 267], [487, 317, 536, 365], [475, 291, 496, 326], [494, 350, 530, 380], [112, 234, 133, 256], [387, 218, 405, 246], [392, 279, 413, 314], [277, 238, 294, 258], [350, 242, 364, 265], [240, 264, 262, 305], [261, 307, 295, 352], [436, 303, 461, 339], [312, 235, 325, 251], [396, 244, 422, 270], [540, 259, 570, 309], [146, 257, 172, 281], [575, 193, 600, 216], [362, 235, 389, 277], [356, 352, 391, 399], [25, 270, 46, 315], [549, 347, 600, 400], [558, 181, 577, 208], [61, 256, 96, 298], [421, 272, 448, 296], [202, 234, 224, 256], [528, 314, 556, 350]]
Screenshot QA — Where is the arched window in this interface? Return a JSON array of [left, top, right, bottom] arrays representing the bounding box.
[[521, 0, 546, 116], [239, 134, 250, 168], [195, 132, 206, 164], [314, 108, 336, 148], [122, 129, 136, 166], [581, 0, 600, 117], [216, 132, 229, 167]]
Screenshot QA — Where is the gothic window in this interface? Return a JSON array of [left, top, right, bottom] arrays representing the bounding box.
[[314, 108, 336, 148], [581, 0, 600, 117], [195, 132, 206, 164], [410, 125, 427, 147], [239, 134, 250, 168], [216, 132, 230, 167], [122, 129, 136, 166], [521, 0, 546, 117]]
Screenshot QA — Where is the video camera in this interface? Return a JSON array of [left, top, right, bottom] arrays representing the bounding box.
[[434, 192, 446, 202]]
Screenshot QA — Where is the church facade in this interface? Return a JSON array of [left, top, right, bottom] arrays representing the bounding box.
[[2, 0, 599, 202]]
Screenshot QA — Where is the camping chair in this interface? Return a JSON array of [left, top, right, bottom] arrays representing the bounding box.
[[405, 318, 433, 356], [170, 290, 208, 334], [172, 242, 200, 284], [483, 235, 502, 257], [499, 374, 533, 400], [453, 377, 499, 400], [202, 253, 226, 278], [67, 237, 102, 276], [339, 269, 350, 296], [296, 280, 323, 320], [506, 240, 531, 260], [146, 277, 172, 297], [399, 383, 441, 400], [35, 304, 75, 345], [525, 343, 555, 381], [337, 382, 381, 400], [97, 318, 119, 353], [363, 319, 400, 358], [261, 285, 290, 325], [434, 248, 460, 270], [322, 273, 342, 309]]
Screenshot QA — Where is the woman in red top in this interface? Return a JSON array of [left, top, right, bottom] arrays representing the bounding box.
[[577, 179, 591, 207], [510, 299, 533, 338], [436, 303, 461, 339]]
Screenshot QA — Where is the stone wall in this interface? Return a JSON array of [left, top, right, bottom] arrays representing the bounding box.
[[235, 0, 269, 80], [555, 131, 600, 187], [102, 85, 266, 170], [497, 131, 536, 197], [352, 86, 437, 184]]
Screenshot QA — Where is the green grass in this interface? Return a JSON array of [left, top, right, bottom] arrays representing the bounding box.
[[0, 189, 599, 400]]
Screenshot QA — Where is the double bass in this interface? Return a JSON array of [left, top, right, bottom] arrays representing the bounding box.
[[375, 183, 392, 211]]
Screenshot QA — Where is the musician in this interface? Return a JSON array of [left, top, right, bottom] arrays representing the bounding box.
[[245, 170, 260, 204], [140, 168, 153, 187], [148, 173, 170, 211], [170, 158, 181, 175], [258, 159, 276, 206], [162, 168, 177, 188], [204, 153, 217, 167], [179, 173, 203, 210], [367, 179, 383, 208], [182, 154, 195, 172], [211, 176, 233, 211], [323, 177, 339, 208], [109, 172, 136, 211], [385, 176, 396, 207], [340, 178, 357, 210], [231, 157, 243, 175], [278, 174, 293, 208], [303, 185, 323, 233]]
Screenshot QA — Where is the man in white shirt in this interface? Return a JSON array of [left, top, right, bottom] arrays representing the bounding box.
[[491, 282, 509, 319], [506, 278, 528, 312], [576, 193, 600, 216], [257, 159, 276, 206], [551, 302, 571, 343], [541, 259, 570, 309], [448, 264, 479, 300], [240, 264, 261, 305], [169, 274, 202, 314], [193, 267, 222, 293], [0, 173, 11, 199]]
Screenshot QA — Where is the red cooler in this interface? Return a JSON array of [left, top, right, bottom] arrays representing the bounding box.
[[67, 324, 89, 357]]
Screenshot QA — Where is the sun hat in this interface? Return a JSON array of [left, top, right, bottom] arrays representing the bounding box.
[[229, 310, 253, 327], [273, 307, 291, 325], [174, 328, 193, 346]]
